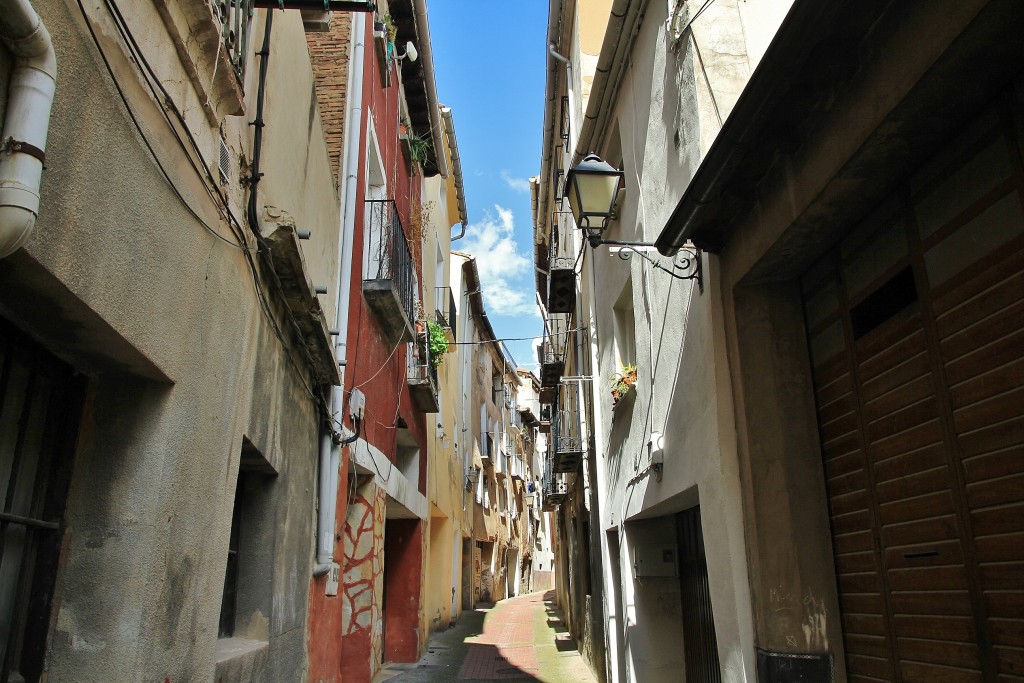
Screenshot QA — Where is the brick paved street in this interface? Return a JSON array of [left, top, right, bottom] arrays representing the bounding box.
[[373, 591, 597, 683]]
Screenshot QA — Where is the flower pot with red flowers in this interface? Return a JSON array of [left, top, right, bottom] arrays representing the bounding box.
[[610, 363, 637, 407]]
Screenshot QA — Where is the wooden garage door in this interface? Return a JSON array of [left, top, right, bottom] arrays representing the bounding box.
[[802, 105, 1024, 682]]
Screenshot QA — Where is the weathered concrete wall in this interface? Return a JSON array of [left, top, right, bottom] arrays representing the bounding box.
[[0, 1, 341, 681]]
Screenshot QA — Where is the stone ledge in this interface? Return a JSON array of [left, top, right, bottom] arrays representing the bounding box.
[[214, 637, 268, 683]]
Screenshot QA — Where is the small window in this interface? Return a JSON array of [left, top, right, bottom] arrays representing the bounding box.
[[395, 428, 420, 484], [219, 486, 243, 638], [850, 266, 918, 339], [219, 438, 276, 640], [559, 96, 570, 143], [613, 280, 636, 367]]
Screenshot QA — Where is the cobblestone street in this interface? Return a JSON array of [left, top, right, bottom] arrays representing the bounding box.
[[374, 592, 597, 683]]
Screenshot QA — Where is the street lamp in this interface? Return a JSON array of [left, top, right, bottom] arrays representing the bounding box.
[[563, 154, 624, 234], [562, 154, 705, 292]]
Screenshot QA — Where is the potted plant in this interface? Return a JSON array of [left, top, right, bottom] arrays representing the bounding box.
[[609, 363, 637, 407], [406, 131, 431, 170], [425, 319, 449, 367]]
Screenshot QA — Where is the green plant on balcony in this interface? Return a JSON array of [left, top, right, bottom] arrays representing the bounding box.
[[609, 363, 637, 406], [381, 13, 397, 56], [426, 319, 449, 367], [407, 131, 431, 168]]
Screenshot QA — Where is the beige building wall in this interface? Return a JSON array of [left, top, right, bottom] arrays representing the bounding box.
[[0, 1, 343, 681], [423, 119, 468, 632]]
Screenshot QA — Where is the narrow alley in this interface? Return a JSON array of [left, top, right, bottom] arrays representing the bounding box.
[[374, 591, 596, 683], [0, 0, 1020, 680]]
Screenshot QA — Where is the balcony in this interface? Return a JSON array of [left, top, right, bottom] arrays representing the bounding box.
[[510, 454, 525, 481], [538, 340, 563, 388], [435, 286, 456, 341], [539, 313, 569, 387], [538, 403, 552, 434], [518, 398, 540, 428], [552, 384, 584, 474], [547, 255, 576, 314], [510, 406, 523, 430], [363, 200, 416, 345], [407, 331, 439, 413], [218, 0, 255, 80], [542, 457, 567, 509]]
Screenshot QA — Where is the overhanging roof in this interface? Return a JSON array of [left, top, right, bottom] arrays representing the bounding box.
[[655, 0, 1024, 258]]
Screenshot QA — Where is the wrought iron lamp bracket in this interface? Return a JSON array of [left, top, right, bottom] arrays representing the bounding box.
[[585, 235, 703, 294]]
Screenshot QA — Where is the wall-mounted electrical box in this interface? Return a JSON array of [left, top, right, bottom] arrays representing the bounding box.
[[633, 544, 678, 578]]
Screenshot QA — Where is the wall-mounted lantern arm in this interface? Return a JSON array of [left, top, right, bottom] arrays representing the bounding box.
[[565, 154, 703, 293], [593, 239, 703, 292]]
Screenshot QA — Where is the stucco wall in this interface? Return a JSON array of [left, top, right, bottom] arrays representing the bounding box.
[[0, 1, 344, 680], [576, 1, 790, 681]]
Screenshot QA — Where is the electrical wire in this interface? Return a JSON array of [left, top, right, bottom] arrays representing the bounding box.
[[74, 0, 244, 250], [100, 0, 249, 245], [353, 340, 405, 390], [85, 0, 328, 409]]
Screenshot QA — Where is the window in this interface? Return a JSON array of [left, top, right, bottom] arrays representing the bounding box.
[[219, 484, 243, 638], [613, 280, 636, 368], [0, 320, 85, 681], [218, 438, 275, 641]]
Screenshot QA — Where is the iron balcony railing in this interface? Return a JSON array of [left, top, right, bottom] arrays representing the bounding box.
[[217, 0, 254, 80], [407, 331, 438, 391], [551, 383, 585, 473], [364, 199, 416, 331], [510, 406, 523, 429], [435, 286, 456, 339], [542, 456, 568, 507]]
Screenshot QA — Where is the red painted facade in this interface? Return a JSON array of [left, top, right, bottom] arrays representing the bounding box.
[[306, 9, 428, 682]]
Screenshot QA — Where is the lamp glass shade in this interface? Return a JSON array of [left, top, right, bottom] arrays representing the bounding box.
[[564, 154, 623, 230]]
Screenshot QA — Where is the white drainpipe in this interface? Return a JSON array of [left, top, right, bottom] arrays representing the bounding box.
[[0, 0, 56, 258], [314, 10, 366, 576]]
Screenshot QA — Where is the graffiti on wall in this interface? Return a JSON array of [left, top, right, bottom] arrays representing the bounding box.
[[342, 483, 386, 664]]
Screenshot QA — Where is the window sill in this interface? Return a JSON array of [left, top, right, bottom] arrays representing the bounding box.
[[215, 637, 269, 682]]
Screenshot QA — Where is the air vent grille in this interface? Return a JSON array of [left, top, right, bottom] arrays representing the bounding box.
[[218, 139, 231, 185]]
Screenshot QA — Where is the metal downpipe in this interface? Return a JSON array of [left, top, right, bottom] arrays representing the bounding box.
[[0, 0, 56, 258]]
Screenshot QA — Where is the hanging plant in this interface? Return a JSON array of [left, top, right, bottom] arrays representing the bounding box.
[[406, 131, 432, 168], [426, 320, 449, 367], [609, 363, 637, 406]]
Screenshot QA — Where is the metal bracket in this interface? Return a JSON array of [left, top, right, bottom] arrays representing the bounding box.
[[588, 235, 703, 293], [5, 138, 45, 166]]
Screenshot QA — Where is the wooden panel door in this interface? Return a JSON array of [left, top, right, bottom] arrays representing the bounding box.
[[802, 104, 1024, 682]]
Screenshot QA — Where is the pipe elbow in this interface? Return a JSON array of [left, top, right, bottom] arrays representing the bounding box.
[[0, 202, 36, 257], [2, 1, 56, 78]]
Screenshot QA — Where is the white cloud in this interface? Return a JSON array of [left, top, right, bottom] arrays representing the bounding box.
[[461, 206, 536, 317], [500, 170, 531, 193]]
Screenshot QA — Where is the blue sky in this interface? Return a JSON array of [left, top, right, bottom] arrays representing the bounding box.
[[429, 0, 548, 371]]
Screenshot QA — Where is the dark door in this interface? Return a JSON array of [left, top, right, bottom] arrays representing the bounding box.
[[676, 506, 722, 682]]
